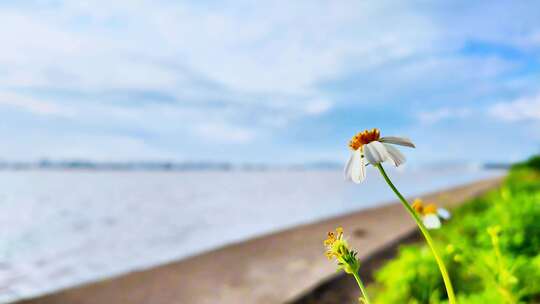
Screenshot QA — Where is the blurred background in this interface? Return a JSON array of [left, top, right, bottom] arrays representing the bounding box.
[[0, 1, 539, 303]]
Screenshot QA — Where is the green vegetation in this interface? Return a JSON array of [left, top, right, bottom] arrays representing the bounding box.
[[372, 156, 540, 304]]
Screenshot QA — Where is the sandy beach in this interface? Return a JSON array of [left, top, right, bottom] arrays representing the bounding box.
[[15, 177, 503, 304]]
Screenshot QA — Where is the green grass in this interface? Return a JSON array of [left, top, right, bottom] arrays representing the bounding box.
[[371, 156, 540, 304]]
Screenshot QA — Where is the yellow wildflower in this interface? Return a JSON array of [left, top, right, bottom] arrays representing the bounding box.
[[324, 227, 359, 274]]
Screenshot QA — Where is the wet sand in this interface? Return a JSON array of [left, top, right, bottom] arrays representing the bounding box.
[[16, 177, 503, 304]]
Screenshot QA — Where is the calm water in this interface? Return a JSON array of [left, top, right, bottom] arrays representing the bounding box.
[[0, 166, 503, 302]]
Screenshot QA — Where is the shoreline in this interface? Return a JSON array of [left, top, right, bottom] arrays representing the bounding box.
[[15, 177, 503, 304]]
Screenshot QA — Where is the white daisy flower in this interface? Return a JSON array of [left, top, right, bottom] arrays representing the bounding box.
[[344, 128, 415, 183], [412, 199, 451, 230]]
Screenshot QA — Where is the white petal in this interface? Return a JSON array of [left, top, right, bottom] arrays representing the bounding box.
[[355, 151, 367, 183], [344, 152, 354, 179], [423, 214, 442, 229], [379, 136, 415, 148], [437, 208, 451, 220], [345, 149, 366, 183], [383, 143, 406, 167], [364, 141, 389, 165]]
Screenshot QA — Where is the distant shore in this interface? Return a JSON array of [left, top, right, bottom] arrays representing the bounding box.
[[14, 176, 503, 304], [0, 160, 511, 171]]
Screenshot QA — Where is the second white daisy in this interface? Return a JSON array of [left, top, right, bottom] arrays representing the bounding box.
[[412, 198, 451, 229]]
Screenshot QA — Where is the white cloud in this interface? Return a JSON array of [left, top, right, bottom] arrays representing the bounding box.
[[489, 93, 540, 122], [417, 107, 472, 124], [0, 1, 535, 107], [194, 123, 255, 144], [513, 31, 540, 49], [0, 91, 75, 117], [304, 99, 332, 115], [0, 1, 442, 101]]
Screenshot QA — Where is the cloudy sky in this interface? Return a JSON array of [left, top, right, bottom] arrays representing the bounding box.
[[1, 1, 540, 164]]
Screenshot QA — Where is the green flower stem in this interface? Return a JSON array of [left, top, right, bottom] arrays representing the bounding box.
[[376, 164, 457, 304], [353, 271, 371, 304]]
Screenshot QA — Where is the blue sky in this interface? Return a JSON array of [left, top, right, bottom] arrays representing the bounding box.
[[0, 1, 540, 164]]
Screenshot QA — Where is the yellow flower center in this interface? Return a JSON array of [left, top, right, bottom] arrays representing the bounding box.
[[423, 204, 438, 215], [324, 227, 346, 259], [412, 199, 439, 215], [324, 232, 336, 247], [349, 128, 380, 150], [412, 199, 424, 213]]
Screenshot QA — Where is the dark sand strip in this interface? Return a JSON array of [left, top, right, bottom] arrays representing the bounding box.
[[16, 177, 503, 304]]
